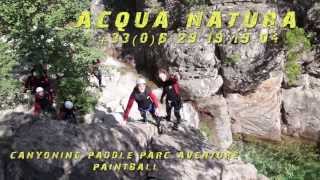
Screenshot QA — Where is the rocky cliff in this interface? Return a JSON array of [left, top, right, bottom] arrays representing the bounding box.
[[114, 0, 320, 144]]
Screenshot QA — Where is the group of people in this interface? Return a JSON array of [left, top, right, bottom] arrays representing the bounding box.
[[23, 61, 183, 131], [123, 69, 182, 131], [23, 64, 77, 123]]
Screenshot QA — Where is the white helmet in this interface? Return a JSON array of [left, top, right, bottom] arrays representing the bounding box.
[[64, 101, 74, 109], [35, 87, 44, 93], [136, 78, 146, 85]]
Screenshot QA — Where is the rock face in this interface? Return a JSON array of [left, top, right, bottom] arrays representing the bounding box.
[[307, 2, 320, 33], [3, 116, 266, 180], [0, 106, 32, 138], [282, 75, 320, 141], [90, 0, 105, 21], [196, 96, 233, 149], [89, 58, 200, 128], [306, 44, 320, 78], [134, 28, 223, 99], [148, 127, 263, 180], [0, 159, 4, 180], [226, 72, 283, 141], [133, 1, 285, 98], [216, 2, 283, 94], [7, 120, 157, 180]]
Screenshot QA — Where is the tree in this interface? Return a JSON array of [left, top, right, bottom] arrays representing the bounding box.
[[0, 0, 103, 112]]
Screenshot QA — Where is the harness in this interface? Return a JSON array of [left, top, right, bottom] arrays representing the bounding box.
[[138, 103, 153, 112], [164, 79, 180, 102], [133, 88, 153, 110]]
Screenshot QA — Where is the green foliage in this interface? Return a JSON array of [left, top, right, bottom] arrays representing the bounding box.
[[285, 52, 302, 86], [0, 41, 20, 109], [199, 121, 213, 142], [181, 0, 208, 6], [284, 28, 312, 50], [231, 140, 320, 180], [57, 78, 97, 114], [283, 28, 311, 86], [0, 0, 103, 112], [224, 53, 241, 65]]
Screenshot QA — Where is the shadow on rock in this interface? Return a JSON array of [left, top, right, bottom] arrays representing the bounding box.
[[0, 112, 34, 137]]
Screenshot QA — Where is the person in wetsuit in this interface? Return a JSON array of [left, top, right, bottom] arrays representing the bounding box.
[[91, 59, 103, 87], [33, 87, 55, 117], [59, 101, 77, 124], [158, 69, 182, 130], [123, 78, 163, 133]]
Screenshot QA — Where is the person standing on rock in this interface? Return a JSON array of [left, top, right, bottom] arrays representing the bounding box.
[[59, 100, 77, 124], [24, 66, 52, 95], [123, 78, 161, 126], [158, 69, 182, 130], [33, 87, 56, 118], [91, 59, 103, 87], [23, 68, 38, 94]]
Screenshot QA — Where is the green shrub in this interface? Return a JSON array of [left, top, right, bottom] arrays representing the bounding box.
[[0, 41, 20, 109], [285, 56, 302, 86], [284, 28, 312, 50], [283, 28, 311, 86], [224, 53, 241, 66], [231, 140, 320, 180], [57, 78, 97, 113], [200, 125, 211, 139]]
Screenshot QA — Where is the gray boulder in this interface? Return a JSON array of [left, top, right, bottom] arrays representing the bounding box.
[[0, 159, 4, 180], [306, 45, 320, 78], [148, 127, 265, 180], [0, 106, 32, 138], [134, 28, 223, 99], [282, 75, 320, 140], [134, 2, 285, 97], [6, 115, 267, 180], [196, 96, 233, 149], [8, 120, 157, 180], [307, 3, 320, 34], [226, 72, 283, 141], [217, 2, 284, 93]]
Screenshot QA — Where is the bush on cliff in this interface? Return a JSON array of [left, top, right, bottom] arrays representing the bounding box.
[[284, 28, 312, 86]]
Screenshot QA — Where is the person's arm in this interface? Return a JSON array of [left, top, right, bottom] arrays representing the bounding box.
[[72, 110, 76, 119], [149, 92, 160, 108], [24, 77, 31, 92], [33, 96, 41, 116], [160, 87, 166, 103], [47, 93, 53, 105], [171, 76, 180, 96], [123, 95, 135, 121], [58, 108, 64, 120]]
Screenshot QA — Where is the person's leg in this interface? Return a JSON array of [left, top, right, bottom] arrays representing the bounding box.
[[166, 101, 173, 122], [43, 104, 57, 119], [140, 110, 147, 122], [95, 71, 102, 87], [150, 104, 163, 134], [66, 113, 77, 124], [151, 112, 162, 134], [97, 74, 102, 87], [173, 101, 182, 130]]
